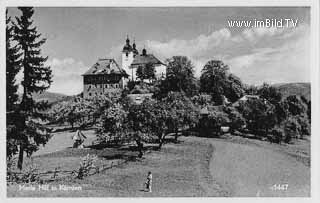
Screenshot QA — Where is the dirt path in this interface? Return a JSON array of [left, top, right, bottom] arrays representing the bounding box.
[[206, 138, 310, 197]]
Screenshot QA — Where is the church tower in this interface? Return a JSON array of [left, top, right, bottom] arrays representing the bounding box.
[[122, 35, 135, 81]]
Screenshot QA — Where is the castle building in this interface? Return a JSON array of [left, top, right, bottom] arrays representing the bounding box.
[[82, 36, 166, 99], [82, 58, 128, 99], [121, 36, 166, 81]]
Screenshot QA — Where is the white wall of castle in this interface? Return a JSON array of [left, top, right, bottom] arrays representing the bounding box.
[[122, 52, 135, 81], [155, 64, 167, 79]]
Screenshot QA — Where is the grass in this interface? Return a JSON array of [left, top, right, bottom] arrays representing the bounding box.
[[8, 137, 222, 197], [7, 129, 311, 197]]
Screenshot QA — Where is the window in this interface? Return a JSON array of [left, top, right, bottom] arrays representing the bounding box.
[[89, 93, 92, 96]]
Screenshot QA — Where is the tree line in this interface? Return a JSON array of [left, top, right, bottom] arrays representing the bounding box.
[[6, 8, 311, 168]]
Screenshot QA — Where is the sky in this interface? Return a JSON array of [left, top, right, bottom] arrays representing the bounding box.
[[7, 7, 310, 95]]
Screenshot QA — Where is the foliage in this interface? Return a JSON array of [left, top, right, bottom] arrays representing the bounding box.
[[7, 159, 41, 183], [224, 107, 246, 133], [76, 154, 98, 179], [244, 84, 258, 95], [269, 128, 283, 144], [200, 60, 244, 104], [283, 116, 301, 143], [191, 94, 212, 108], [238, 99, 277, 137], [12, 7, 53, 169], [136, 62, 156, 82], [300, 95, 311, 121], [6, 9, 22, 112], [199, 110, 229, 137], [163, 56, 198, 97], [284, 95, 305, 116], [161, 92, 199, 141], [6, 9, 23, 160], [257, 83, 282, 105], [49, 96, 112, 129], [98, 103, 128, 144]]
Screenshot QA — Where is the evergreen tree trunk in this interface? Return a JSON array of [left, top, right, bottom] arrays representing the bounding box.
[[17, 144, 24, 170]]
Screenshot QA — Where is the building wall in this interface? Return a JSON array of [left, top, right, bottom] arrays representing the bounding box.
[[155, 64, 167, 79], [83, 75, 123, 99], [122, 51, 135, 81]]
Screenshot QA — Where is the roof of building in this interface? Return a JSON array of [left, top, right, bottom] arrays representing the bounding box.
[[82, 58, 127, 76], [131, 54, 164, 67], [239, 95, 260, 101], [232, 95, 261, 107], [123, 37, 133, 53]]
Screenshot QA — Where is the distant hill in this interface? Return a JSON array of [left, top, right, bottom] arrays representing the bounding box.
[[31, 91, 73, 104], [273, 82, 311, 101]]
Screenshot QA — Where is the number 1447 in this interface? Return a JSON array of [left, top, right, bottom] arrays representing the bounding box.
[[270, 184, 289, 191]]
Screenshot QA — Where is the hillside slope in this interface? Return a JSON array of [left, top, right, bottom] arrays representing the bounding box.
[[273, 82, 310, 100], [31, 91, 73, 104]]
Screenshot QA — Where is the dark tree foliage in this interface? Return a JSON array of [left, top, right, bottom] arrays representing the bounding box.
[[257, 83, 282, 105], [244, 84, 258, 95], [161, 92, 199, 141], [300, 95, 311, 121], [164, 56, 198, 97], [200, 60, 244, 104], [6, 9, 22, 112], [6, 9, 23, 159], [284, 95, 305, 116], [13, 7, 53, 169], [238, 99, 277, 137], [136, 62, 156, 82]]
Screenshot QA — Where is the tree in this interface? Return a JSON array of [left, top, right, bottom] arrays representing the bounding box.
[[165, 56, 198, 96], [238, 99, 277, 137], [6, 9, 22, 112], [284, 95, 305, 116], [224, 106, 246, 134], [257, 83, 282, 105], [13, 7, 53, 169], [136, 62, 156, 82], [6, 9, 22, 159], [200, 60, 244, 104], [162, 92, 199, 142]]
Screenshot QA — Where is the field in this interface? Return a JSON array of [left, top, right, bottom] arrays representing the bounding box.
[[7, 129, 310, 197]]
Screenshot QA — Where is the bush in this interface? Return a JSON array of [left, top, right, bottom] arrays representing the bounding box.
[[225, 107, 245, 133], [283, 116, 300, 143], [76, 154, 98, 179], [269, 128, 283, 144], [199, 111, 229, 137], [238, 98, 277, 137]]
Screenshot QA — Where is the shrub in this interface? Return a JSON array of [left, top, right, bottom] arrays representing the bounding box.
[[76, 154, 98, 179], [270, 128, 283, 144], [238, 98, 277, 137], [199, 110, 229, 137], [283, 116, 300, 143], [225, 107, 245, 133]]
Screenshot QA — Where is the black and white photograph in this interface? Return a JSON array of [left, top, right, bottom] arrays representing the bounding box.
[[2, 0, 320, 200]]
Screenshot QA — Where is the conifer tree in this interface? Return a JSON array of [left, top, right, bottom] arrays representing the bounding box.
[[6, 9, 22, 159], [6, 9, 21, 112], [13, 7, 52, 169]]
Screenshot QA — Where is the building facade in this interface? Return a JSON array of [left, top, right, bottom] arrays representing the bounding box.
[[121, 36, 166, 81], [82, 58, 128, 99]]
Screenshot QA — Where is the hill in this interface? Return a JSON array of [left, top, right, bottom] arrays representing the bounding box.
[[31, 91, 73, 104], [273, 82, 310, 101]]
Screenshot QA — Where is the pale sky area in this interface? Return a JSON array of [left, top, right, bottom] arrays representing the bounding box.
[[8, 7, 310, 95]]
